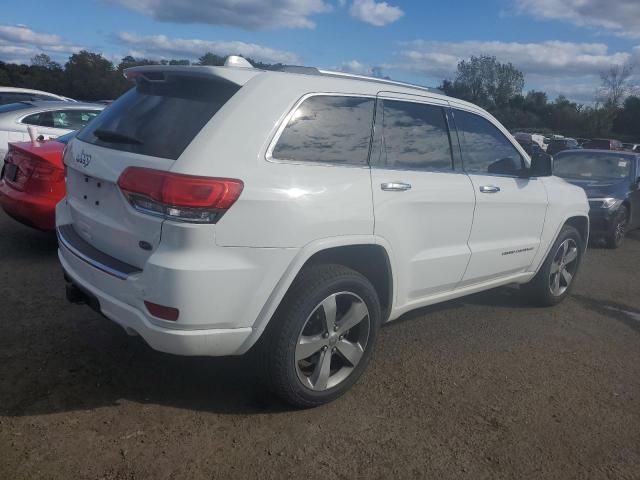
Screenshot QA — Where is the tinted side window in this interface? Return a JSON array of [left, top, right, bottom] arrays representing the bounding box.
[[272, 96, 374, 165], [454, 110, 523, 175], [22, 112, 54, 128], [51, 110, 100, 129], [379, 100, 452, 170]]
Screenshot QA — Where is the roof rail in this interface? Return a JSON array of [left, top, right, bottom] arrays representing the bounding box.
[[317, 69, 443, 95], [240, 57, 442, 94], [277, 65, 322, 75]]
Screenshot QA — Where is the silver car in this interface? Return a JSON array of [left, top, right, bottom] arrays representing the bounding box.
[[0, 101, 104, 159]]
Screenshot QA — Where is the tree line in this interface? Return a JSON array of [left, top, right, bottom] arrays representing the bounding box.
[[0, 51, 284, 102], [1, 50, 639, 141], [439, 55, 640, 141]]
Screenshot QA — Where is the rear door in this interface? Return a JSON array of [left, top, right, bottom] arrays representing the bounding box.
[[370, 94, 475, 307], [450, 108, 548, 285], [63, 72, 242, 268]]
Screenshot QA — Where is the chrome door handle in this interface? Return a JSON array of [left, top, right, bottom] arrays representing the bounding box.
[[479, 185, 500, 194], [381, 182, 412, 192]]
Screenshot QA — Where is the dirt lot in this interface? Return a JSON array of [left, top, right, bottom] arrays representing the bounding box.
[[0, 210, 639, 480]]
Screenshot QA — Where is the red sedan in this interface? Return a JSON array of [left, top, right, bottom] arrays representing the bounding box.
[[0, 133, 72, 231]]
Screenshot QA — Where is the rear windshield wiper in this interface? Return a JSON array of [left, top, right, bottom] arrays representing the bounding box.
[[93, 129, 142, 145]]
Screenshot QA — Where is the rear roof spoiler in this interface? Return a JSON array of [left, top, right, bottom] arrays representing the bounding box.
[[123, 65, 262, 86]]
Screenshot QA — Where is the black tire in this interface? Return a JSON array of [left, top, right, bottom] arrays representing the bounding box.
[[605, 205, 629, 249], [262, 264, 381, 408], [521, 225, 583, 307]]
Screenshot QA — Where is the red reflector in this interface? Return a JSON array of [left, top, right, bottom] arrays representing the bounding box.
[[117, 167, 243, 222], [144, 301, 179, 321]]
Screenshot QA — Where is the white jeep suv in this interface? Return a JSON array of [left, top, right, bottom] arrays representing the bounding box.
[[57, 58, 589, 407]]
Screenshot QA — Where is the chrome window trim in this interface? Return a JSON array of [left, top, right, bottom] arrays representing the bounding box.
[[265, 92, 376, 168]]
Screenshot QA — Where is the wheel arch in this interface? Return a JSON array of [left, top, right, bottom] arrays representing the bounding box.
[[564, 215, 590, 247], [238, 237, 395, 354]]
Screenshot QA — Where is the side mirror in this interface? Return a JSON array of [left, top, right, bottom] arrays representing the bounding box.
[[529, 152, 553, 177]]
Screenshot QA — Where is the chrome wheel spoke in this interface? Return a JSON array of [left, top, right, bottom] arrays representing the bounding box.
[[336, 339, 364, 367], [337, 301, 368, 335], [321, 295, 337, 333], [296, 334, 326, 361], [550, 261, 560, 274], [564, 247, 578, 264], [561, 268, 573, 286], [552, 273, 561, 295], [310, 348, 332, 391]]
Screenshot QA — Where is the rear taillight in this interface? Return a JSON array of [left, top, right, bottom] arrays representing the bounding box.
[[117, 167, 243, 223], [4, 149, 64, 193]]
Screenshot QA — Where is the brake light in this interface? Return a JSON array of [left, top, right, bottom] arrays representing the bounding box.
[[4, 148, 64, 193], [117, 167, 243, 223]]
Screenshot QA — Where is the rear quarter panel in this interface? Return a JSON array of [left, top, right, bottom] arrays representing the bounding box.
[[170, 74, 375, 248]]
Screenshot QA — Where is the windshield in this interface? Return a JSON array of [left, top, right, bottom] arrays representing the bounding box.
[[554, 151, 633, 181]]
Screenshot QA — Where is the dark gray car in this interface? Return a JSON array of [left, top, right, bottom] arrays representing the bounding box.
[[554, 149, 640, 248]]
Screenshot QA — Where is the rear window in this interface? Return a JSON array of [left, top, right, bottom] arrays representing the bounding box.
[[271, 95, 375, 166], [77, 75, 240, 160]]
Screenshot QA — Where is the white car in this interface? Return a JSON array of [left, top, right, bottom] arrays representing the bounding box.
[[57, 57, 589, 407], [0, 101, 104, 159], [0, 87, 76, 105]]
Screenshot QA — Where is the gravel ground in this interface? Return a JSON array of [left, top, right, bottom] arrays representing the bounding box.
[[0, 210, 639, 480]]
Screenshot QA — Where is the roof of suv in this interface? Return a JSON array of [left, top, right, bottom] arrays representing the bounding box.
[[123, 63, 481, 112]]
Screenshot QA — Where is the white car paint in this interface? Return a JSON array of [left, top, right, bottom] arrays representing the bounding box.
[[0, 101, 103, 159], [56, 62, 589, 358]]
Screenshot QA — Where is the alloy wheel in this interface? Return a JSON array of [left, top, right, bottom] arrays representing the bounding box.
[[549, 239, 579, 297], [614, 215, 627, 245], [295, 292, 370, 392]]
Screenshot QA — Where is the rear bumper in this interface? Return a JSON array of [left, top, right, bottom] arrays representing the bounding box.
[[56, 200, 298, 357], [60, 251, 253, 356], [0, 180, 58, 231]]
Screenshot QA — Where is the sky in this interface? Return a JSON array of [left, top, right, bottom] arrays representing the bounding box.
[[1, 0, 640, 103]]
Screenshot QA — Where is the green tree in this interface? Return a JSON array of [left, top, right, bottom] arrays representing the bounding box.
[[613, 96, 640, 139], [440, 55, 524, 110], [64, 50, 122, 100]]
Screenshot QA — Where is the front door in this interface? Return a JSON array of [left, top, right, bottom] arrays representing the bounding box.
[[450, 108, 548, 285]]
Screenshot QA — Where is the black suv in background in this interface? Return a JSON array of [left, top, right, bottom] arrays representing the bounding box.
[[547, 138, 580, 156], [581, 138, 624, 151], [554, 149, 640, 248]]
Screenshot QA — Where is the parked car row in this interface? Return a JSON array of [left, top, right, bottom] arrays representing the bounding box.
[[0, 58, 636, 408], [0, 100, 104, 159]]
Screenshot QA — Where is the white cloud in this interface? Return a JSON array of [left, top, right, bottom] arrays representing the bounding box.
[[0, 24, 83, 63], [517, 0, 640, 38], [399, 40, 636, 78], [395, 40, 640, 103], [338, 60, 373, 75], [350, 0, 403, 26], [108, 0, 332, 29], [116, 32, 299, 64]]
